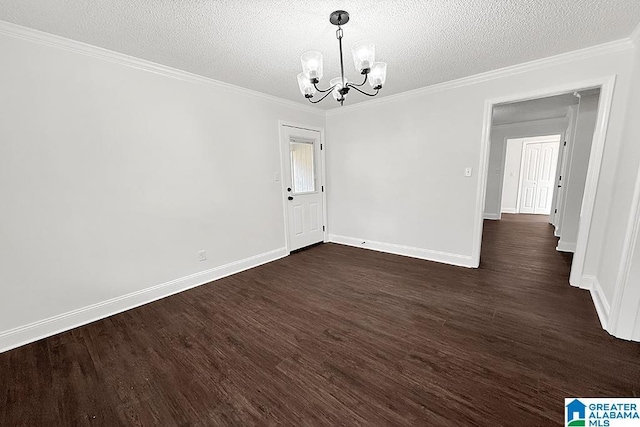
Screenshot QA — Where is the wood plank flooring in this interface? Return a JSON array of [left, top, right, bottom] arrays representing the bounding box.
[[1, 214, 638, 426]]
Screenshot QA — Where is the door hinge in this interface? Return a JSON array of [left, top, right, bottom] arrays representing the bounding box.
[[559, 175, 562, 181], [322, 185, 324, 192], [320, 143, 323, 150], [554, 208, 558, 214], [323, 226, 325, 231], [563, 141, 567, 146]]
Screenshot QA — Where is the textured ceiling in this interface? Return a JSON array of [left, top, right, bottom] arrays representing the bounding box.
[[1, 1, 639, 110], [492, 90, 602, 126]]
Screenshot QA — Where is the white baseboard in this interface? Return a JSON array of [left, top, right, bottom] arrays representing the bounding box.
[[556, 240, 576, 252], [501, 208, 517, 214], [554, 226, 561, 238], [484, 213, 501, 220], [328, 234, 475, 268], [582, 275, 610, 330], [0, 247, 288, 354]]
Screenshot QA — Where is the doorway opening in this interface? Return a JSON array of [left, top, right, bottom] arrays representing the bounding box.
[[474, 77, 614, 289]]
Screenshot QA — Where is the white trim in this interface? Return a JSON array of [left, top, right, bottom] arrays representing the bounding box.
[[0, 247, 287, 354], [634, 305, 640, 342], [568, 77, 617, 287], [278, 121, 328, 252], [326, 39, 632, 116], [550, 131, 568, 226], [484, 213, 501, 220], [474, 76, 617, 279], [328, 234, 475, 268], [320, 128, 329, 242], [556, 240, 577, 253], [0, 20, 324, 117], [473, 98, 495, 268], [554, 106, 579, 238], [608, 157, 640, 339], [501, 208, 518, 214], [582, 275, 610, 330]]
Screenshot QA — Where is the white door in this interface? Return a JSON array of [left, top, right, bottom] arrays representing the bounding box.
[[534, 142, 560, 214], [281, 125, 324, 251], [518, 141, 560, 215], [519, 143, 540, 214]]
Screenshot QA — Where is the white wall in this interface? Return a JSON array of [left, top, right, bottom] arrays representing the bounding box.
[[326, 46, 634, 269], [556, 93, 599, 252], [604, 39, 640, 339], [0, 30, 324, 349], [483, 118, 568, 219]]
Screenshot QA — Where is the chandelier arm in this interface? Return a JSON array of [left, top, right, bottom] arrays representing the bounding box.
[[308, 88, 338, 104], [348, 73, 369, 87], [347, 85, 380, 97], [313, 82, 334, 93]]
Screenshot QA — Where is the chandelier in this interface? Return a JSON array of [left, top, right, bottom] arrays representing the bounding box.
[[297, 10, 387, 106]]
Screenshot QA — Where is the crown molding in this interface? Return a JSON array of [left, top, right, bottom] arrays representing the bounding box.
[[326, 38, 633, 116], [0, 20, 325, 117]]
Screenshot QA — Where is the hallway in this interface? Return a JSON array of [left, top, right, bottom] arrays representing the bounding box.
[[1, 217, 638, 425]]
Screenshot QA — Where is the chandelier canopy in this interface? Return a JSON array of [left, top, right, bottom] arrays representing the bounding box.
[[297, 10, 387, 106]]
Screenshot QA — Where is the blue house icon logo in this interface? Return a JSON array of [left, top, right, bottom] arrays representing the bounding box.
[[566, 399, 586, 426]]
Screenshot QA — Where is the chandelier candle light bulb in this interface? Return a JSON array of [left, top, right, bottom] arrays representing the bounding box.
[[297, 72, 316, 98], [297, 11, 387, 106], [352, 42, 375, 73], [301, 51, 323, 82], [370, 62, 387, 89]]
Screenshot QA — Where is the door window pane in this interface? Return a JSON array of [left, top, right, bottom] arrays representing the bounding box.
[[290, 139, 316, 194]]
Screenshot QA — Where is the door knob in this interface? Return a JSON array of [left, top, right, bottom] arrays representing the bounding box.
[[288, 196, 294, 200], [287, 187, 292, 192]]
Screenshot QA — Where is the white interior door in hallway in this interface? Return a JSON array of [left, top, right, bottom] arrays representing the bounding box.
[[281, 125, 325, 251], [518, 140, 560, 215]]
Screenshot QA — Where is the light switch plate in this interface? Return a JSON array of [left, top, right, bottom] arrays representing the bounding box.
[[465, 167, 473, 177]]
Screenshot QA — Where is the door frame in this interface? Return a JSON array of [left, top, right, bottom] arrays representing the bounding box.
[[474, 75, 616, 289], [551, 106, 578, 229], [278, 120, 328, 254]]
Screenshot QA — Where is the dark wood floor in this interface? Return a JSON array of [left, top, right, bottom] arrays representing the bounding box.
[[1, 215, 638, 426]]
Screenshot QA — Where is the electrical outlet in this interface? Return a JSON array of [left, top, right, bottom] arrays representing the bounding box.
[[198, 250, 207, 262]]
